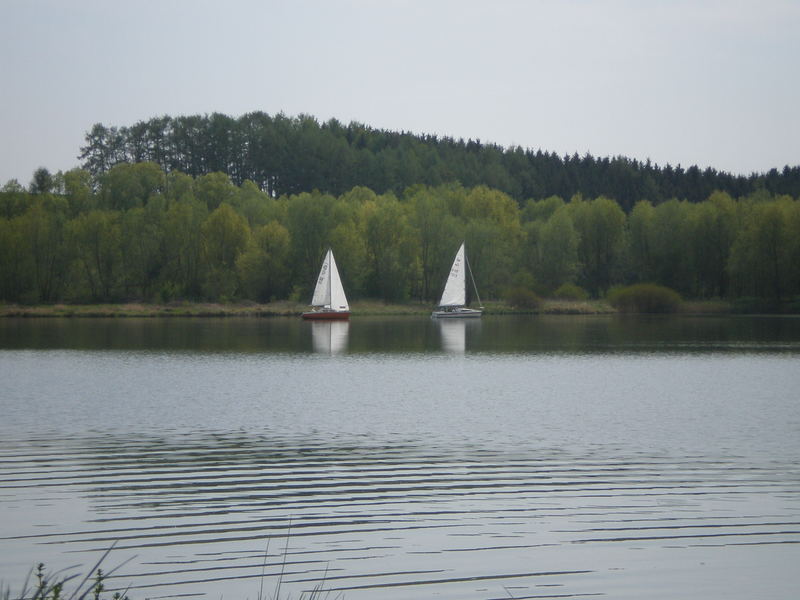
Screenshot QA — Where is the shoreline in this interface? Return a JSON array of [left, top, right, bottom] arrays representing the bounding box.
[[0, 299, 754, 318], [0, 299, 617, 318]]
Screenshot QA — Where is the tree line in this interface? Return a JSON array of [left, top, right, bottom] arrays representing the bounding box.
[[76, 112, 800, 212], [1, 162, 798, 306]]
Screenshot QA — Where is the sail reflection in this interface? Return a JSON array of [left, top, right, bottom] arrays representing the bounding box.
[[310, 320, 350, 354], [437, 319, 480, 353]]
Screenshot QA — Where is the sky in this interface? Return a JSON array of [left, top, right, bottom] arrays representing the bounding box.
[[1, 0, 799, 186]]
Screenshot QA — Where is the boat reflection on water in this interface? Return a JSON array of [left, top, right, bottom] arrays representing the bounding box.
[[437, 318, 480, 353], [310, 320, 350, 354]]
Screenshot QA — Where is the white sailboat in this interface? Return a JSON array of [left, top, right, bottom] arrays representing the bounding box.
[[302, 248, 350, 320], [431, 242, 482, 318]]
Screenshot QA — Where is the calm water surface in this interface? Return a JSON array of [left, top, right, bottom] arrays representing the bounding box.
[[1, 315, 799, 600]]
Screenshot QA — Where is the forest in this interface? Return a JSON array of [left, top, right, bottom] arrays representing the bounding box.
[[76, 112, 800, 211], [1, 160, 799, 308]]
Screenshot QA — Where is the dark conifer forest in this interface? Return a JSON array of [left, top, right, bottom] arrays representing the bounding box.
[[1, 111, 799, 308], [77, 112, 800, 210]]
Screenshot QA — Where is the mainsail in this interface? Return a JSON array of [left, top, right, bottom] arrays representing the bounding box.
[[437, 242, 467, 307], [311, 250, 331, 306], [311, 249, 349, 311], [328, 251, 349, 311]]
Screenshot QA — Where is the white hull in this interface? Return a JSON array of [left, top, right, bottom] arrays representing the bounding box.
[[431, 307, 482, 318]]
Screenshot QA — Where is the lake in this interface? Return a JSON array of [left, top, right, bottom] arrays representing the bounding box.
[[1, 315, 799, 600]]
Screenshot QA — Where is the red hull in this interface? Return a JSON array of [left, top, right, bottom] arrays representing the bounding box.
[[302, 310, 350, 321]]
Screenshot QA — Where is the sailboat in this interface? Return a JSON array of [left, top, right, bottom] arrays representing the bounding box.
[[302, 248, 350, 320], [431, 242, 483, 318]]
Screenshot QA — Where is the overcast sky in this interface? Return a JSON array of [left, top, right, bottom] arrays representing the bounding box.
[[2, 0, 799, 186]]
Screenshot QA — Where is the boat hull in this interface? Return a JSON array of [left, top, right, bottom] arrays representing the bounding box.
[[302, 310, 350, 321], [431, 308, 482, 319]]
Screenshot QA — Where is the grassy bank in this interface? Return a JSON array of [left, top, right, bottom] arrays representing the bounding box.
[[0, 299, 622, 318], [0, 298, 758, 319], [0, 301, 302, 318]]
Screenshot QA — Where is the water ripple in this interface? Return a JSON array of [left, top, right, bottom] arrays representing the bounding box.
[[2, 432, 799, 600]]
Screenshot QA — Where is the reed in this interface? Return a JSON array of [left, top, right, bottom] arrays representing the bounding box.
[[607, 283, 683, 313], [2, 545, 132, 600], [2, 538, 341, 600]]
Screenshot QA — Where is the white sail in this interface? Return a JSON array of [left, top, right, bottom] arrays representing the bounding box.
[[310, 249, 349, 311], [438, 243, 466, 307], [328, 251, 349, 311], [310, 249, 332, 307]]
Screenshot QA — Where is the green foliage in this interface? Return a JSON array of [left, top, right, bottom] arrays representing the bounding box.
[[408, 186, 463, 301], [0, 216, 32, 301], [0, 179, 29, 218], [285, 191, 337, 293], [64, 168, 94, 216], [689, 191, 736, 297], [236, 221, 291, 301], [647, 199, 694, 293], [77, 112, 800, 207], [608, 283, 682, 313], [2, 161, 800, 309], [201, 204, 250, 299], [553, 283, 589, 300], [29, 167, 55, 195], [521, 195, 565, 223], [505, 286, 541, 310], [194, 172, 237, 211], [164, 171, 195, 203], [100, 162, 165, 211], [728, 197, 799, 300], [364, 195, 417, 301], [627, 200, 655, 280], [16, 202, 69, 302], [536, 207, 580, 291], [568, 196, 626, 296], [67, 210, 122, 301], [161, 198, 207, 298]]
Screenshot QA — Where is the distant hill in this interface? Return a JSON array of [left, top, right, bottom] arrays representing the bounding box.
[[79, 112, 800, 210]]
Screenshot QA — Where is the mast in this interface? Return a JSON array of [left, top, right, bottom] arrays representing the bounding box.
[[328, 250, 349, 311], [464, 249, 483, 309]]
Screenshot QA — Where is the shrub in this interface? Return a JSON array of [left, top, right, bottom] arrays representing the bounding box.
[[607, 283, 682, 313], [552, 283, 589, 301], [505, 286, 541, 310]]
